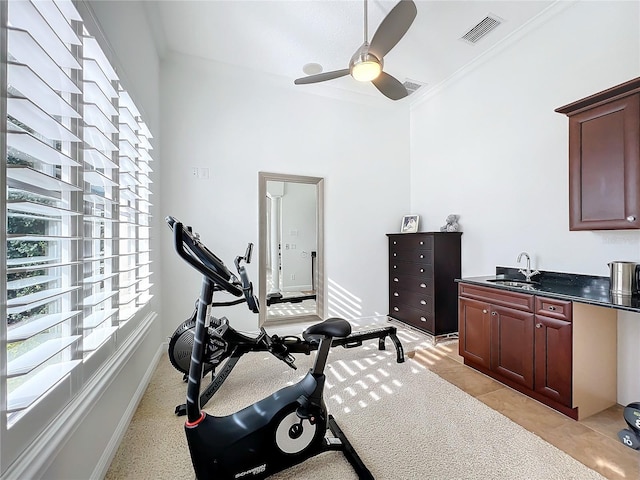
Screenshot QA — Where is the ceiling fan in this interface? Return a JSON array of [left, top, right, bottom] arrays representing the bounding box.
[[294, 0, 417, 100]]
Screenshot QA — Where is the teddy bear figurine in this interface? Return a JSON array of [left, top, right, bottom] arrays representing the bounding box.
[[440, 214, 460, 232]]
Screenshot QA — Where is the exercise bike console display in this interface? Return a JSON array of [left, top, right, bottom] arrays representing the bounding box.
[[167, 216, 375, 479]]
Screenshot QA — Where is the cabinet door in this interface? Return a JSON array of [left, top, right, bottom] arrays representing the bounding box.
[[535, 315, 572, 406], [490, 305, 535, 389], [568, 94, 640, 230], [458, 297, 491, 369]]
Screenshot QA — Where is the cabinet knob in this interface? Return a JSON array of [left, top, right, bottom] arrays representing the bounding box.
[[420, 283, 427, 288], [393, 292, 399, 296], [420, 268, 424, 273], [420, 316, 427, 322], [627, 215, 636, 222], [393, 307, 399, 312], [536, 323, 543, 329], [419, 254, 424, 259], [548, 306, 556, 311], [482, 309, 488, 314], [420, 300, 427, 305], [420, 241, 424, 245], [491, 311, 497, 316], [393, 278, 398, 282], [393, 253, 397, 257]]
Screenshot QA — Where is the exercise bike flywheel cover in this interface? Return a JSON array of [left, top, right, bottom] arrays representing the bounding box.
[[168, 317, 213, 375], [623, 402, 640, 434]]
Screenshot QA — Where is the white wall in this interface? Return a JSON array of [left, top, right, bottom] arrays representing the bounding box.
[[410, 0, 640, 278], [159, 53, 410, 333], [409, 0, 640, 405]]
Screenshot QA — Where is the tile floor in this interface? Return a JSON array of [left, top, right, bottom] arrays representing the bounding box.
[[410, 339, 639, 480]]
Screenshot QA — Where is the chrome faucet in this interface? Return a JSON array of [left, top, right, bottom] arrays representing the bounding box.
[[517, 252, 540, 282]]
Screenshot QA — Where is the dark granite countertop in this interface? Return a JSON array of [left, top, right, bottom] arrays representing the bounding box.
[[457, 267, 640, 313]]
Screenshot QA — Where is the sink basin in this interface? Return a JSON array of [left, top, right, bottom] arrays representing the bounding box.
[[487, 279, 540, 289]]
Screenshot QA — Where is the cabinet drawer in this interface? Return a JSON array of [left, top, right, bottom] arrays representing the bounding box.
[[390, 290, 434, 313], [535, 296, 572, 321], [389, 303, 435, 333], [389, 235, 433, 250], [390, 274, 434, 295], [458, 283, 534, 312], [390, 248, 433, 263], [390, 260, 434, 277]]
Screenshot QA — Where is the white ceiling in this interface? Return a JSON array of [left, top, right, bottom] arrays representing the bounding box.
[[146, 0, 555, 103]]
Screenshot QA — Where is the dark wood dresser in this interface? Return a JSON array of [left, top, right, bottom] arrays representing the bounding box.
[[387, 232, 462, 338]]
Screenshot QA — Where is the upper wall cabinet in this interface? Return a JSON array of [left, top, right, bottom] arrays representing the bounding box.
[[556, 78, 640, 230]]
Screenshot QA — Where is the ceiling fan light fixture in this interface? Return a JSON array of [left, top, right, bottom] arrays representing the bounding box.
[[350, 50, 382, 82]]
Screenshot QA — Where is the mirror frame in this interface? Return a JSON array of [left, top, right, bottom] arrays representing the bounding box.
[[258, 172, 324, 326]]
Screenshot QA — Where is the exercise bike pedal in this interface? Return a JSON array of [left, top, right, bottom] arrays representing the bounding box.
[[175, 404, 187, 417]]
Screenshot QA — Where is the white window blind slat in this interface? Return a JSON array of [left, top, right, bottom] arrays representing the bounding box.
[[83, 327, 117, 352], [7, 131, 79, 166], [7, 336, 81, 377], [7, 166, 82, 192], [8, 62, 80, 118], [8, 200, 78, 216], [31, 0, 80, 45], [7, 97, 81, 142], [7, 361, 82, 413], [83, 309, 118, 329], [6, 311, 82, 342], [8, 0, 80, 69], [7, 28, 80, 94]]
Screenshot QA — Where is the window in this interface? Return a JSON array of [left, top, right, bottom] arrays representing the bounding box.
[[1, 0, 154, 472]]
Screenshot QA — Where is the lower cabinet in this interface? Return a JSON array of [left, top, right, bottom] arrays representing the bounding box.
[[458, 283, 575, 417]]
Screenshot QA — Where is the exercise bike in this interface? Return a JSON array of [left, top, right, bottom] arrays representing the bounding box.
[[167, 216, 374, 479], [168, 281, 405, 417]]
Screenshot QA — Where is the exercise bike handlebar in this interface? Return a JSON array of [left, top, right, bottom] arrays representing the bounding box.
[[166, 216, 243, 298]]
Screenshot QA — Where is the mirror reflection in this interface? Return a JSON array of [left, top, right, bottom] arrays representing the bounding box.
[[258, 172, 324, 325]]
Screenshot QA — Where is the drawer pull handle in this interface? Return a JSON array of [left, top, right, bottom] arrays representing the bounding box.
[[548, 306, 556, 311], [393, 253, 397, 257], [627, 215, 636, 222], [393, 292, 399, 296], [420, 300, 427, 305], [393, 278, 399, 282], [420, 283, 426, 288], [420, 268, 424, 273], [420, 317, 427, 322], [420, 241, 424, 245], [482, 309, 488, 314], [419, 254, 424, 259], [536, 323, 543, 329], [393, 241, 397, 244], [393, 307, 399, 312]]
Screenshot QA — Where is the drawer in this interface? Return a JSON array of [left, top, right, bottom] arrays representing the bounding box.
[[535, 296, 572, 321], [389, 303, 435, 333], [390, 260, 434, 278], [389, 235, 433, 250], [390, 290, 434, 312], [390, 248, 433, 263], [458, 282, 534, 312], [389, 274, 434, 294]]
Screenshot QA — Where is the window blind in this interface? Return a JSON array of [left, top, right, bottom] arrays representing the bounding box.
[[2, 0, 154, 472]]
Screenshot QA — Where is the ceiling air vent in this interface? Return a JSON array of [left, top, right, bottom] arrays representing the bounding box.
[[460, 14, 503, 45], [402, 79, 426, 96]]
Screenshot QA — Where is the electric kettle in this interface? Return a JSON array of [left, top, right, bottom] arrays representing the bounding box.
[[608, 261, 640, 295]]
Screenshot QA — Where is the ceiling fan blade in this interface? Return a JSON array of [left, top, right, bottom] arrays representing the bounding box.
[[294, 69, 350, 85], [372, 72, 408, 100], [369, 0, 417, 60]]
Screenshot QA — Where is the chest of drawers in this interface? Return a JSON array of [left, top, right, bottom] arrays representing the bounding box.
[[387, 232, 462, 338]]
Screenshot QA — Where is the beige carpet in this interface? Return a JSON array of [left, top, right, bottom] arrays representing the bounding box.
[[106, 320, 605, 479]]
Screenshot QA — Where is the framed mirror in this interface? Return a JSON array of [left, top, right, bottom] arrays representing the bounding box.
[[258, 172, 324, 326]]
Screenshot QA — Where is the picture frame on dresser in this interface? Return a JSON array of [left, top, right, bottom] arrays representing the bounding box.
[[401, 215, 419, 233]]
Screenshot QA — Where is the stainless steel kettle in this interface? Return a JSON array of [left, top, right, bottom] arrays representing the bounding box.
[[608, 261, 640, 295]]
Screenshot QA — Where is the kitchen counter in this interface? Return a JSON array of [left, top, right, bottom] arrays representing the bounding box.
[[457, 266, 640, 313]]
